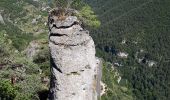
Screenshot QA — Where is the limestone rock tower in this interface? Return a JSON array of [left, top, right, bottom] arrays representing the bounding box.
[[48, 9, 101, 100]]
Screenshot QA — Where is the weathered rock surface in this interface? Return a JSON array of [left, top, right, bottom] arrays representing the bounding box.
[[48, 9, 101, 100], [24, 41, 40, 59], [0, 14, 5, 24]]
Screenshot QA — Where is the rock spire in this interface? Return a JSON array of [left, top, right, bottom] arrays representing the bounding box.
[[48, 9, 101, 100]]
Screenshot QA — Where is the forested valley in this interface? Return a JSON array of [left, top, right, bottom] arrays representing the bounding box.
[[85, 0, 170, 99], [0, 0, 170, 100]]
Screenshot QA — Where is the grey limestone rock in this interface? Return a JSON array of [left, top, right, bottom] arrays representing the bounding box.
[[48, 9, 101, 100], [0, 14, 5, 24], [24, 41, 40, 59]]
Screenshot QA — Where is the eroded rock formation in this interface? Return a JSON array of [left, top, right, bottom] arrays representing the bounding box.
[[48, 9, 101, 100]]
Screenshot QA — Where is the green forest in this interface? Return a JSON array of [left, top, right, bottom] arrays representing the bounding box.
[[85, 0, 170, 99], [0, 0, 170, 100]]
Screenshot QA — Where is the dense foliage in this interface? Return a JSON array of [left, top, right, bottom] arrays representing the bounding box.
[[85, 0, 170, 99], [101, 61, 134, 100], [0, 0, 49, 99], [0, 31, 47, 100], [0, 80, 18, 100]]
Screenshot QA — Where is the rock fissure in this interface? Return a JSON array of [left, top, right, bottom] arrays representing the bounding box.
[[66, 72, 80, 76], [50, 33, 68, 37], [51, 58, 63, 73], [51, 21, 80, 29]]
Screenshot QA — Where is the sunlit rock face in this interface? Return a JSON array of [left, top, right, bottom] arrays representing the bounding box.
[[48, 9, 101, 100]]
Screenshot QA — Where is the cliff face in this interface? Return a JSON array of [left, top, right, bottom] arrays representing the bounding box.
[[48, 9, 101, 100]]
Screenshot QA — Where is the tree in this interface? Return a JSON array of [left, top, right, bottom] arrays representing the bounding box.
[[0, 80, 18, 100], [50, 0, 101, 28], [77, 5, 101, 28]]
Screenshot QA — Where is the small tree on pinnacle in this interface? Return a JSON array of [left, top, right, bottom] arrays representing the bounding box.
[[50, 0, 101, 28]]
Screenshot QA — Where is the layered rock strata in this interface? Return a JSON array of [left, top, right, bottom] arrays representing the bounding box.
[[48, 9, 101, 100]]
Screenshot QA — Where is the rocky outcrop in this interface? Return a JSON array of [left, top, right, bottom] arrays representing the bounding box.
[[24, 41, 40, 59], [0, 14, 5, 24], [48, 9, 101, 100]]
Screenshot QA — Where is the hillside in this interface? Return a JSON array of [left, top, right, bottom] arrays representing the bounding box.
[[0, 0, 49, 50], [85, 0, 170, 99], [0, 0, 50, 99], [0, 0, 133, 100], [0, 0, 170, 100]]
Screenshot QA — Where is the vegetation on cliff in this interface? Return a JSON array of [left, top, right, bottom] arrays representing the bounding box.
[[0, 0, 170, 100]]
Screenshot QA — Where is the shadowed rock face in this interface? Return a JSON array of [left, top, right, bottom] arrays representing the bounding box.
[[48, 9, 101, 100]]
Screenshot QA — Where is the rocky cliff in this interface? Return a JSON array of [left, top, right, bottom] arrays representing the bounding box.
[[48, 9, 101, 100]]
